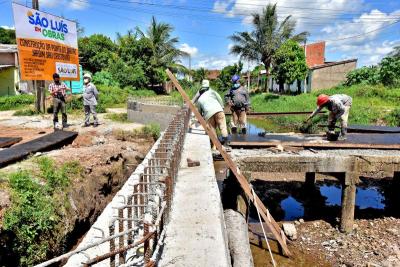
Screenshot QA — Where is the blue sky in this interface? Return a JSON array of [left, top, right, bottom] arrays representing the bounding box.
[[1, 0, 400, 70]]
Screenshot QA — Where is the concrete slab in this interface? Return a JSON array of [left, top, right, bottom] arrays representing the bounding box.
[[159, 130, 231, 267]]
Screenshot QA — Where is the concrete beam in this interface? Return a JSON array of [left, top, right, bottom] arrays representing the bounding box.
[[159, 131, 231, 267]]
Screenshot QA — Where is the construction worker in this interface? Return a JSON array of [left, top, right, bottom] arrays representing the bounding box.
[[306, 94, 352, 140], [194, 79, 229, 149], [224, 74, 250, 134], [82, 73, 99, 127], [48, 73, 71, 130]]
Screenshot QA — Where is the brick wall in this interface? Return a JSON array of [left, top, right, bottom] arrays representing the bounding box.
[[305, 42, 325, 67]]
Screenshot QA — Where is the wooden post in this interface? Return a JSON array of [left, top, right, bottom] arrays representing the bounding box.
[[32, 0, 46, 113], [166, 69, 291, 257], [340, 172, 357, 233]]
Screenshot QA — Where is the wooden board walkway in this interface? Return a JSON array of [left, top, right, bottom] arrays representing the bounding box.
[[230, 133, 400, 150], [0, 137, 22, 148], [0, 131, 78, 167]]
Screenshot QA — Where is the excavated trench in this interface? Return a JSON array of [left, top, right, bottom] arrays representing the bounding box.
[[0, 133, 154, 266]]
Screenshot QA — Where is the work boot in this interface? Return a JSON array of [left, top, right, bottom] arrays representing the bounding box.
[[231, 127, 237, 134], [339, 128, 347, 141], [241, 128, 247, 134], [83, 123, 90, 127]]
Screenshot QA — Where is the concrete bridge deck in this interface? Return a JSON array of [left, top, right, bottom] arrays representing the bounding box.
[[159, 129, 230, 267], [232, 148, 400, 232]]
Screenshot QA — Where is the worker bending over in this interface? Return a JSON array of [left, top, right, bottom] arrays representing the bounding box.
[[224, 75, 250, 134], [306, 94, 352, 140], [194, 80, 229, 149]]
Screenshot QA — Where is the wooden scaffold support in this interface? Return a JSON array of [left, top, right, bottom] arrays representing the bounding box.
[[166, 69, 291, 257]]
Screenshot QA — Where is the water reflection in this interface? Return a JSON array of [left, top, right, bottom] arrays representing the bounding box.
[[281, 196, 304, 221], [250, 181, 389, 222]]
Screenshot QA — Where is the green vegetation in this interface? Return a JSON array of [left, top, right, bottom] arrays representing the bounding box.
[[114, 123, 161, 141], [212, 62, 243, 91], [250, 84, 400, 129], [272, 40, 308, 93], [79, 17, 185, 90], [345, 55, 400, 87], [105, 113, 128, 123], [0, 95, 34, 111], [13, 108, 39, 116], [3, 157, 83, 266], [229, 3, 307, 91], [0, 27, 16, 44]]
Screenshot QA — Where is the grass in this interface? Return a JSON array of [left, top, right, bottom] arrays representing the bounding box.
[[0, 94, 34, 111], [113, 123, 161, 141], [250, 84, 400, 128], [105, 112, 128, 123], [3, 157, 83, 266]]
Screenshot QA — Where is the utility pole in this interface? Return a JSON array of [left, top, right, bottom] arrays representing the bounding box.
[[32, 0, 45, 112]]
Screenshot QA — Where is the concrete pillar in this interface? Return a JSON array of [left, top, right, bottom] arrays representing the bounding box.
[[305, 172, 316, 189], [340, 172, 358, 233]]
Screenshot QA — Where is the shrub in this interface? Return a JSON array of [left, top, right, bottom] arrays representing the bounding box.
[[3, 158, 83, 266], [344, 66, 380, 86], [0, 94, 34, 111], [93, 70, 119, 87], [379, 56, 400, 87]]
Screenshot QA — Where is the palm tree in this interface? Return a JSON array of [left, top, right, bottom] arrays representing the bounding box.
[[136, 17, 186, 87], [389, 45, 400, 59], [230, 4, 308, 91], [194, 68, 209, 82]]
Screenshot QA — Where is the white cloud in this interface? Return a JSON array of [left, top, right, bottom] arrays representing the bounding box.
[[194, 54, 240, 69], [322, 9, 400, 46], [68, 0, 90, 10], [1, 25, 15, 30], [212, 0, 363, 29], [329, 40, 400, 66], [179, 43, 198, 56]]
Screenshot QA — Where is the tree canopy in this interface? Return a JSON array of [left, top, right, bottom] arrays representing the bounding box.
[[229, 3, 308, 91], [0, 27, 16, 44], [78, 34, 116, 74], [272, 40, 308, 92]]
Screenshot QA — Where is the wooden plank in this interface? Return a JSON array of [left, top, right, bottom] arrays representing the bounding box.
[[0, 131, 78, 167], [226, 111, 326, 116], [166, 69, 292, 257], [0, 137, 22, 148], [229, 141, 400, 150], [318, 124, 400, 133]]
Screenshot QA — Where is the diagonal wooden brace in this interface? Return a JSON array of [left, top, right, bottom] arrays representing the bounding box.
[[166, 69, 291, 257]]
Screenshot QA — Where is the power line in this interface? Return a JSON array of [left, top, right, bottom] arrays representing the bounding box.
[[105, 0, 400, 21], [83, 0, 400, 27], [72, 0, 400, 44]]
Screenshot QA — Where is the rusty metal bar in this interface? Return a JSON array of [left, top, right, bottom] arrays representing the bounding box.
[[83, 232, 155, 267]]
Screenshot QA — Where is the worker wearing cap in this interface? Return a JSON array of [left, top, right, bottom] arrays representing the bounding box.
[[194, 79, 229, 149], [82, 73, 99, 127], [224, 74, 250, 134], [306, 94, 352, 140], [48, 73, 71, 130]]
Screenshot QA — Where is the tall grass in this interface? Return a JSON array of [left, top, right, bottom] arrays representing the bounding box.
[[251, 84, 400, 126]]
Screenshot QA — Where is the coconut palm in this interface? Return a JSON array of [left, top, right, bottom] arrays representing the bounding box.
[[389, 45, 400, 59], [136, 16, 186, 87], [230, 4, 308, 91]]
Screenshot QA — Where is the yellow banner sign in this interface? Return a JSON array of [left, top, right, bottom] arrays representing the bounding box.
[[12, 3, 79, 81]]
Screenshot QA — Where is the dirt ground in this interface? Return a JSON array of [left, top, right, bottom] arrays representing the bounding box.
[[248, 218, 400, 267], [293, 218, 400, 267], [0, 110, 154, 228]]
